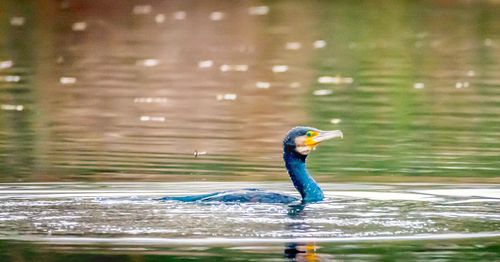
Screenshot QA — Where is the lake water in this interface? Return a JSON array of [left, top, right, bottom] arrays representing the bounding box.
[[1, 0, 500, 260], [0, 182, 499, 261]]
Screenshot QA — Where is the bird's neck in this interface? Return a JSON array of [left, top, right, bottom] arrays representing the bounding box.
[[283, 150, 324, 203]]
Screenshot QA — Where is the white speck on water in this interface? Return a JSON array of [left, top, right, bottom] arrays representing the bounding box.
[[220, 64, 248, 72], [137, 59, 159, 67], [210, 12, 225, 21], [173, 11, 186, 20], [10, 17, 25, 26], [414, 83, 425, 89], [318, 76, 353, 84], [272, 65, 288, 73], [194, 150, 207, 157], [318, 76, 338, 84], [455, 82, 469, 89], [155, 14, 166, 23], [132, 5, 152, 15], [216, 94, 237, 101], [1, 104, 24, 111], [313, 89, 333, 96], [72, 22, 87, 31], [60, 77, 77, 85], [106, 133, 122, 138], [0, 60, 13, 69], [467, 70, 475, 77], [484, 38, 492, 47], [140, 116, 165, 122], [313, 40, 327, 49], [330, 118, 342, 124], [134, 97, 168, 103], [289, 82, 301, 88], [3, 75, 21, 82], [285, 42, 302, 50], [198, 60, 214, 68], [256, 81, 271, 89], [248, 6, 269, 15]]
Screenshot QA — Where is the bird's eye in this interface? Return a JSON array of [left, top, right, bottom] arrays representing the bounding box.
[[306, 131, 312, 137]]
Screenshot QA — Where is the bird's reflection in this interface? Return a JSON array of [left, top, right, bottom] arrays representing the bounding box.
[[284, 204, 320, 261]]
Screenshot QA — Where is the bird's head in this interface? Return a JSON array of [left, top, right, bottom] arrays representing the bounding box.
[[283, 126, 343, 156]]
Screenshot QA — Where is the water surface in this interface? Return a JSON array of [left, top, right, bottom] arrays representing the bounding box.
[[1, 0, 500, 260], [0, 0, 499, 182], [1, 182, 499, 260]]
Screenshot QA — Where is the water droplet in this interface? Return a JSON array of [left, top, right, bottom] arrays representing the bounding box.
[[2, 75, 21, 82], [330, 118, 342, 124], [173, 11, 187, 20], [313, 40, 327, 49], [216, 94, 237, 101], [248, 6, 269, 15], [256, 81, 271, 89], [0, 60, 13, 69], [60, 77, 77, 85], [140, 116, 165, 122], [137, 59, 159, 67], [1, 104, 24, 111], [413, 83, 424, 89], [220, 64, 248, 72], [210, 12, 225, 21], [10, 17, 25, 27], [132, 5, 152, 15], [318, 76, 353, 84], [72, 22, 87, 31], [155, 14, 166, 23], [134, 97, 168, 103], [313, 89, 333, 96], [285, 42, 302, 50], [455, 82, 469, 89], [272, 65, 288, 73], [198, 60, 214, 68]]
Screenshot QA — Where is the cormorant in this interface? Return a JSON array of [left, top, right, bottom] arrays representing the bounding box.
[[158, 126, 343, 204]]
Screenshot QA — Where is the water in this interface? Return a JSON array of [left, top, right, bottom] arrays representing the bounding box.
[[1, 0, 499, 183], [0, 183, 499, 260], [1, 0, 500, 260]]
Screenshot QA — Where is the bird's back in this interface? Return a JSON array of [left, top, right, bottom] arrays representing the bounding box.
[[158, 189, 299, 204]]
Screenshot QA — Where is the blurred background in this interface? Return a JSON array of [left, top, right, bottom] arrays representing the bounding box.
[[1, 0, 499, 183]]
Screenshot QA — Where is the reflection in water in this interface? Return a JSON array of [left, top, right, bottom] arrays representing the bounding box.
[[284, 204, 321, 262], [0, 1, 499, 182]]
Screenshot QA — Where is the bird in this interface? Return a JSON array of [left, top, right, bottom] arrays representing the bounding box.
[[158, 126, 343, 204]]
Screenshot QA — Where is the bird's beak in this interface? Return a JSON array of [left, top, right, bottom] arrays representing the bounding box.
[[306, 130, 343, 147]]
